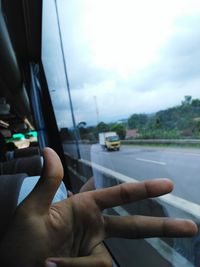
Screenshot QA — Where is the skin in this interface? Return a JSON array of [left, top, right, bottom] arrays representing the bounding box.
[[0, 147, 197, 267]]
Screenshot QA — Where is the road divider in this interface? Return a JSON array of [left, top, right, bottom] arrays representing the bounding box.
[[136, 158, 166, 165], [122, 139, 200, 145], [80, 158, 200, 220]]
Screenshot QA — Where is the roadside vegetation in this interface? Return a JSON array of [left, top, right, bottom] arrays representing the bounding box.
[[60, 96, 200, 145], [127, 96, 200, 139]]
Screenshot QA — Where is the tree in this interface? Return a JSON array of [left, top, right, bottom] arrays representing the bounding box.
[[182, 95, 192, 106], [77, 121, 88, 139], [59, 128, 72, 141], [77, 121, 87, 128], [110, 123, 126, 139], [97, 122, 110, 133], [191, 99, 200, 107], [128, 114, 148, 130]]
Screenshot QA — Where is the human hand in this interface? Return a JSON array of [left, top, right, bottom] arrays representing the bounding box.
[[0, 148, 197, 267]]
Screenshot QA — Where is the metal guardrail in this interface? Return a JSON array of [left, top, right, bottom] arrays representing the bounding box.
[[79, 158, 200, 220], [64, 151, 200, 219], [63, 139, 200, 146], [122, 139, 200, 145]]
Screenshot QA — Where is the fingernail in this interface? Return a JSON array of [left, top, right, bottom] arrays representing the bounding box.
[[46, 261, 57, 267]]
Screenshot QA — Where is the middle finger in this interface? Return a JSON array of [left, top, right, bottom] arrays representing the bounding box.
[[103, 215, 198, 239]]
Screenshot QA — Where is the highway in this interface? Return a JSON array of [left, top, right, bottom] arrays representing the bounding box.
[[63, 143, 200, 266], [97, 145, 200, 205], [64, 144, 200, 205]]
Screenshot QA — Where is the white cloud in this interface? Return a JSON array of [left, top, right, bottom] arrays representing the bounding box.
[[70, 78, 200, 125], [43, 0, 200, 128]]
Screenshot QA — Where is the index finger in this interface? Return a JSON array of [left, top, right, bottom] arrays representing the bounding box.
[[92, 179, 173, 210]]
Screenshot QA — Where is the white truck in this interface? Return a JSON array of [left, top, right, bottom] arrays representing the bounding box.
[[99, 132, 120, 151]]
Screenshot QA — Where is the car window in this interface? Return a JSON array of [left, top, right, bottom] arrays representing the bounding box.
[[42, 1, 200, 266]]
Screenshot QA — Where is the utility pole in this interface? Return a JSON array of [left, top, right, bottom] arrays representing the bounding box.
[[94, 95, 100, 126]]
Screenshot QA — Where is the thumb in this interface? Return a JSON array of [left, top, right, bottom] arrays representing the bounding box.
[[22, 147, 64, 214]]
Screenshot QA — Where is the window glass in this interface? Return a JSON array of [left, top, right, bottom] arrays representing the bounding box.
[[42, 0, 79, 158], [42, 0, 200, 266]]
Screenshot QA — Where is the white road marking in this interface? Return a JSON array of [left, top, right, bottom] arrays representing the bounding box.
[[157, 150, 200, 157], [79, 158, 200, 219], [136, 158, 166, 165], [113, 206, 194, 267], [183, 152, 200, 157]]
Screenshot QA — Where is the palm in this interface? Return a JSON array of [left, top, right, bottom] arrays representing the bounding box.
[[48, 193, 105, 257]]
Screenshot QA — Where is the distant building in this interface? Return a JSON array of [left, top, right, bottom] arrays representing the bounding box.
[[125, 129, 139, 139]]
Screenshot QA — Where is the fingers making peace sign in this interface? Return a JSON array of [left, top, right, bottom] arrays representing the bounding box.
[[0, 148, 197, 267]]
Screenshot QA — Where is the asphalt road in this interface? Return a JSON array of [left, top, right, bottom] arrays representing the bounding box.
[[64, 144, 200, 205], [95, 145, 200, 204], [63, 143, 200, 266]]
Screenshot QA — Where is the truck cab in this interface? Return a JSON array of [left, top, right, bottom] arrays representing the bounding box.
[[99, 132, 121, 151]]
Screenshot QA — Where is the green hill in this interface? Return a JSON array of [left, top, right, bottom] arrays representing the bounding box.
[[128, 96, 200, 139]]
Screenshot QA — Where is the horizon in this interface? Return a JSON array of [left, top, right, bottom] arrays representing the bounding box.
[[59, 95, 200, 129], [42, 0, 200, 129]]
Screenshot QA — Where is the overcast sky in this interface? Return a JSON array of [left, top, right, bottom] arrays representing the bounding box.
[[42, 0, 200, 128]]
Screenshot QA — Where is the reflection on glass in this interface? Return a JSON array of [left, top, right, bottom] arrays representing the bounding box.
[[42, 0, 200, 266], [42, 0, 79, 158]]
